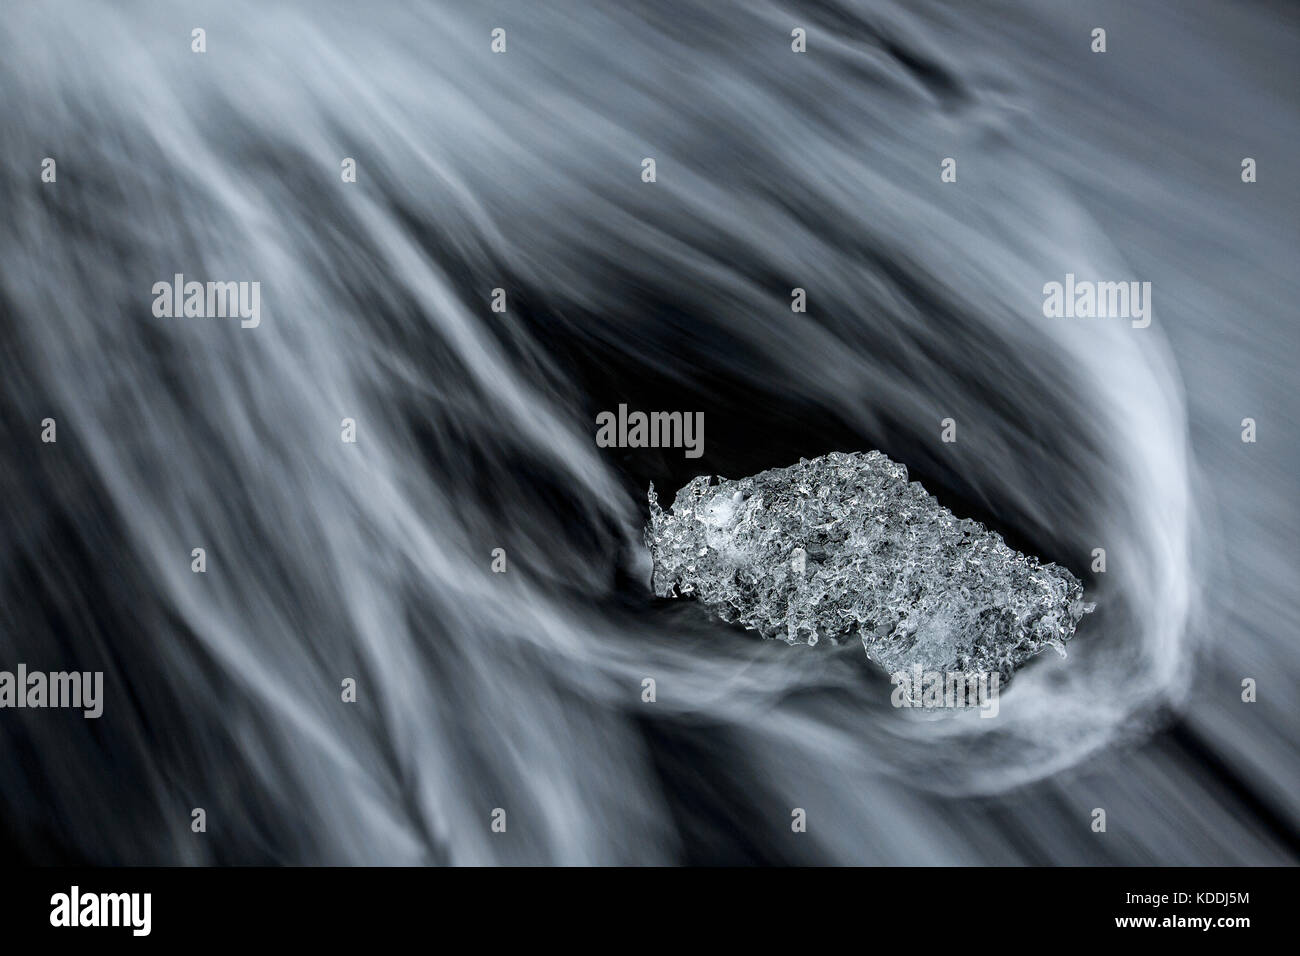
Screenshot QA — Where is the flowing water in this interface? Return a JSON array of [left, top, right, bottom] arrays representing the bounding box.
[[1, 0, 1296, 864]]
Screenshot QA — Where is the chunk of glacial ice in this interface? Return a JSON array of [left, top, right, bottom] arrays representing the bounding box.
[[644, 451, 1092, 681]]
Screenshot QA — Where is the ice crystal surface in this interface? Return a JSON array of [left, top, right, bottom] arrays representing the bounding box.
[[645, 451, 1092, 680]]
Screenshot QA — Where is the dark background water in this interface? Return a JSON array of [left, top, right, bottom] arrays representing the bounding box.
[[1, 0, 1297, 864]]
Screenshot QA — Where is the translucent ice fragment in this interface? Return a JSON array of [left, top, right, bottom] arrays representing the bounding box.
[[645, 451, 1092, 681]]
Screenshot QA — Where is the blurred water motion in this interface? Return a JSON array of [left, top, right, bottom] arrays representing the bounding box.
[[0, 0, 1296, 864]]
